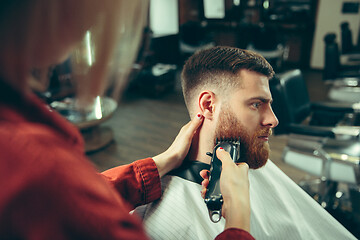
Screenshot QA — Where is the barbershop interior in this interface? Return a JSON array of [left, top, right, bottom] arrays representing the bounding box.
[[3, 0, 360, 238]]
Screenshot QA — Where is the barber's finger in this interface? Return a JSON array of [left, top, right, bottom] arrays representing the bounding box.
[[182, 113, 203, 136], [187, 113, 204, 134], [200, 187, 207, 199], [216, 147, 234, 166], [200, 170, 209, 199], [201, 178, 209, 188], [199, 169, 209, 180]]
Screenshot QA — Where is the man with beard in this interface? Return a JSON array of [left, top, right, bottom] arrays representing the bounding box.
[[134, 46, 355, 239], [214, 105, 272, 170]]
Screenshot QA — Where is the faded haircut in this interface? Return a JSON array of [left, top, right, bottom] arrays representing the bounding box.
[[181, 46, 274, 116]]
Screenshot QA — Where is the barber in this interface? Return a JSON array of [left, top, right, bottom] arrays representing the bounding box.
[[0, 0, 253, 239]]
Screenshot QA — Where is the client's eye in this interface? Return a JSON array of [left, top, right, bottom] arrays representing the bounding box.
[[252, 102, 261, 108]]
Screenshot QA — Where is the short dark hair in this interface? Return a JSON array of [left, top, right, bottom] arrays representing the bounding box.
[[181, 46, 274, 115]]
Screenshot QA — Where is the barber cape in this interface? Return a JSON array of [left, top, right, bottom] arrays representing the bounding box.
[[134, 160, 356, 240]]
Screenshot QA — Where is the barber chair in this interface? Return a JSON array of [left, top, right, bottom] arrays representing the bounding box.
[[271, 69, 360, 237], [179, 21, 215, 60], [282, 134, 360, 237], [247, 24, 285, 72], [327, 78, 360, 103], [270, 69, 360, 137], [340, 21, 360, 55], [132, 63, 177, 98], [128, 27, 178, 98], [324, 33, 360, 81], [341, 22, 355, 55], [323, 32, 360, 103]]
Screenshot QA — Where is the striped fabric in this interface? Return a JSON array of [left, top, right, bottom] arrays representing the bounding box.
[[134, 160, 356, 240]]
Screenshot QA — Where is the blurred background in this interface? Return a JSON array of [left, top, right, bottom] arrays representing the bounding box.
[[42, 0, 360, 237]]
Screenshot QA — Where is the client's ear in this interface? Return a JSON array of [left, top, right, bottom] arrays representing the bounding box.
[[198, 91, 216, 120]]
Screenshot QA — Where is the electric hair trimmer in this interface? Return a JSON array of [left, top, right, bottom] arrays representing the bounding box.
[[204, 138, 241, 223]]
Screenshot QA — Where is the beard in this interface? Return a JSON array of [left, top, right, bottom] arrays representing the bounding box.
[[214, 107, 272, 169]]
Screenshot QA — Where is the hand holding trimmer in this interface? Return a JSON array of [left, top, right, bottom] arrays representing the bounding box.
[[204, 138, 241, 223]]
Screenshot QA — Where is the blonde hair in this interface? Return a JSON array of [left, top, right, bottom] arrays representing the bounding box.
[[0, 0, 148, 108]]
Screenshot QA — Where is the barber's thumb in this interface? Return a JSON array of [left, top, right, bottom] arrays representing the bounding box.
[[216, 147, 232, 165]]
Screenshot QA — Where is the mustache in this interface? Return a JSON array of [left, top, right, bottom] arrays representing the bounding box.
[[256, 128, 272, 137]]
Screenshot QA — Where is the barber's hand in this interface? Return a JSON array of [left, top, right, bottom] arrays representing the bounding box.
[[200, 148, 250, 232], [153, 113, 203, 177]]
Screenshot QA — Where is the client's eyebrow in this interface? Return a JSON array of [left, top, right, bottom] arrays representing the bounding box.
[[247, 96, 273, 104]]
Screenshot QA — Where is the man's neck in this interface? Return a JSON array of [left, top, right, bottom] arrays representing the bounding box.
[[188, 127, 215, 164]]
